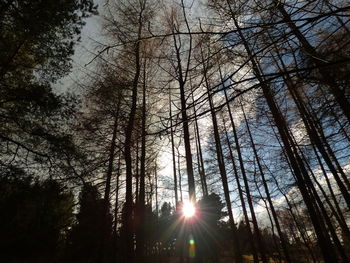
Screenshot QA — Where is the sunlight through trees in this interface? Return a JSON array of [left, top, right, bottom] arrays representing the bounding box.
[[1, 0, 350, 262]]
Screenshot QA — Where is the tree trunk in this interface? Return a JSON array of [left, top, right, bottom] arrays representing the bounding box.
[[202, 53, 242, 263], [191, 86, 208, 197], [173, 31, 196, 201], [240, 102, 292, 263], [274, 1, 350, 122], [169, 88, 179, 207], [220, 89, 259, 263], [224, 1, 339, 260], [122, 7, 144, 261], [136, 62, 147, 262]]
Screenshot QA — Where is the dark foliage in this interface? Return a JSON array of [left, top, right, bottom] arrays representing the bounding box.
[[0, 0, 97, 175], [66, 183, 113, 263], [0, 176, 74, 262]]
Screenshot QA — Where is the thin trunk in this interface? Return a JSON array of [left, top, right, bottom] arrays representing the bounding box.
[[267, 32, 350, 206], [113, 154, 122, 263], [269, 119, 318, 263], [172, 1, 196, 200], [253, 175, 282, 263], [155, 160, 159, 218], [190, 85, 208, 197], [314, 149, 350, 235], [221, 86, 259, 263], [136, 62, 147, 261], [275, 1, 350, 122], [240, 103, 292, 263], [177, 147, 183, 202], [123, 5, 144, 261], [173, 31, 196, 201], [289, 85, 350, 207], [169, 89, 179, 207], [148, 170, 153, 207], [221, 115, 257, 263], [202, 50, 242, 263], [135, 141, 140, 203], [102, 111, 119, 262], [104, 114, 119, 214], [193, 125, 205, 197], [224, 1, 338, 260], [311, 86, 350, 144], [219, 90, 267, 263], [114, 154, 122, 235]]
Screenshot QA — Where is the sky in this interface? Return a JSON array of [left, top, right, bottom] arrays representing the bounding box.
[[53, 0, 104, 94], [52, 0, 279, 219], [52, 0, 350, 225]]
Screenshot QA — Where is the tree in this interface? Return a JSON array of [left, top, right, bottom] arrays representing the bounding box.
[[0, 175, 74, 262], [0, 0, 97, 177], [67, 183, 113, 263], [163, 3, 197, 201], [0, 0, 97, 81]]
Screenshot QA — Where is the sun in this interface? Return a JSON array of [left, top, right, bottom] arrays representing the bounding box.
[[183, 201, 196, 218]]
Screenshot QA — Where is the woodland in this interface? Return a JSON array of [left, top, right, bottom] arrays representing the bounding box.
[[0, 0, 350, 263]]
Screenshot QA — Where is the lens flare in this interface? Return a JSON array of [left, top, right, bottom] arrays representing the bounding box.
[[183, 201, 196, 218], [188, 234, 196, 258]]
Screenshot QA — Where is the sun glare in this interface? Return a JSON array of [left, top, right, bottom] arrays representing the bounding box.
[[183, 201, 196, 218]]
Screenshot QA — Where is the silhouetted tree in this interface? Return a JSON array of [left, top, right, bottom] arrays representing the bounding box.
[[67, 183, 112, 263], [0, 175, 74, 262], [0, 0, 97, 176]]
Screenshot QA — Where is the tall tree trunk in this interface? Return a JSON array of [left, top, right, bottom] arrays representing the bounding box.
[[224, 1, 339, 260], [218, 86, 267, 263], [155, 160, 159, 218], [220, 84, 259, 263], [221, 114, 258, 263], [177, 147, 183, 202], [267, 31, 350, 207], [313, 149, 350, 236], [122, 6, 144, 261], [289, 85, 350, 207], [135, 141, 140, 204], [269, 119, 318, 263], [169, 88, 179, 207], [268, 30, 350, 245], [104, 114, 119, 217], [253, 175, 282, 263], [202, 52, 242, 263], [240, 102, 292, 263], [172, 1, 196, 200], [136, 62, 147, 262], [190, 85, 208, 197], [113, 154, 122, 263], [173, 31, 196, 201], [102, 108, 120, 262], [113, 153, 122, 235], [274, 1, 350, 122]]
